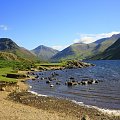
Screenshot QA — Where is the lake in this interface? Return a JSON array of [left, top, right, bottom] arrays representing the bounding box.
[[26, 60, 120, 110]]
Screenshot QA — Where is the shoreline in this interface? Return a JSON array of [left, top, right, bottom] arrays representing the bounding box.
[[7, 90, 120, 120], [28, 89, 120, 117]]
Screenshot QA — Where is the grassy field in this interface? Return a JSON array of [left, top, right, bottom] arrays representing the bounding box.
[[0, 61, 65, 83], [0, 67, 17, 83], [0, 59, 34, 83]]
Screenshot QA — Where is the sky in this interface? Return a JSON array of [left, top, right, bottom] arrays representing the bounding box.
[[0, 0, 120, 50]]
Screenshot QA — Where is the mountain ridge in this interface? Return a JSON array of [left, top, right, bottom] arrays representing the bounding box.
[[1, 33, 120, 62], [51, 33, 120, 61], [91, 38, 120, 60]]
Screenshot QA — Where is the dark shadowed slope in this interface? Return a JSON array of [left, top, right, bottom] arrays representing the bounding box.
[[91, 38, 120, 60]]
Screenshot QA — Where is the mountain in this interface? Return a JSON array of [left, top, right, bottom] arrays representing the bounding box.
[[51, 43, 96, 61], [51, 33, 120, 61], [0, 38, 19, 50], [92, 38, 120, 60], [93, 33, 120, 54], [31, 45, 59, 61], [0, 38, 37, 61]]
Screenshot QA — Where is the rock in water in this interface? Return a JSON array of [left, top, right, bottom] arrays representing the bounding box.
[[50, 84, 54, 87]]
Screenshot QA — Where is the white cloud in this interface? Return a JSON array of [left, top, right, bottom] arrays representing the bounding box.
[[51, 45, 69, 51], [73, 38, 80, 43], [0, 25, 8, 31], [73, 31, 120, 44]]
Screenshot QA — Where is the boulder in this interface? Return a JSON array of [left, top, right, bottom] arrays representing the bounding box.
[[46, 80, 50, 84], [81, 81, 88, 85], [35, 75, 39, 78], [87, 80, 93, 84], [1, 87, 6, 91], [67, 81, 78, 86], [56, 82, 61, 85], [50, 84, 54, 87], [32, 78, 36, 80], [69, 77, 74, 80], [81, 79, 99, 85]]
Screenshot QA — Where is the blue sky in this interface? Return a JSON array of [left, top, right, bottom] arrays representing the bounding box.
[[0, 0, 120, 50]]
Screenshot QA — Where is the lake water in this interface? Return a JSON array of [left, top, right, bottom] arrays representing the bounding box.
[[26, 60, 120, 110]]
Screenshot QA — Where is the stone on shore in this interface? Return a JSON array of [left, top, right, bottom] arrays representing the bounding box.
[[6, 73, 27, 79]]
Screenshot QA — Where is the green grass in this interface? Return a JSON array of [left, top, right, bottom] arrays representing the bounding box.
[[0, 67, 13, 75], [0, 59, 35, 83], [0, 76, 17, 82], [0, 67, 17, 83]]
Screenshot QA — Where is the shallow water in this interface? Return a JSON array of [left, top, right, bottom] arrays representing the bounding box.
[[26, 60, 120, 110]]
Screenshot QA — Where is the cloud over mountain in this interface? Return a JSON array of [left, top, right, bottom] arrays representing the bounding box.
[[51, 45, 69, 51], [73, 31, 120, 44]]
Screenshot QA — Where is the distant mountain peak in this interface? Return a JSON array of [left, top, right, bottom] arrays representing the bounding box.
[[38, 45, 46, 47], [111, 33, 120, 37], [94, 33, 120, 44], [31, 45, 59, 61], [0, 38, 13, 42]]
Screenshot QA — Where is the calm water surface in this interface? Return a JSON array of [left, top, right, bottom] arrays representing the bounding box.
[[26, 60, 120, 110]]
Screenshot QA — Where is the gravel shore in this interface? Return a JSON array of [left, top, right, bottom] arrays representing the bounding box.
[[0, 91, 76, 120], [0, 81, 79, 120], [0, 79, 120, 120], [7, 91, 120, 120]]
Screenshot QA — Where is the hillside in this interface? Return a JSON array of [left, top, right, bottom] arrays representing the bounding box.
[[91, 38, 120, 60], [93, 33, 120, 54], [51, 33, 120, 61], [0, 52, 19, 61], [0, 38, 37, 61], [51, 43, 96, 61], [31, 45, 59, 61]]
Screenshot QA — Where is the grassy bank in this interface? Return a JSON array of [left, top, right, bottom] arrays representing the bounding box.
[[0, 59, 35, 83], [0, 67, 17, 83]]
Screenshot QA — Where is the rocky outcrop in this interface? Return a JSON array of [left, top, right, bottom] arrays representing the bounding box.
[[64, 60, 95, 69], [66, 81, 78, 86]]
